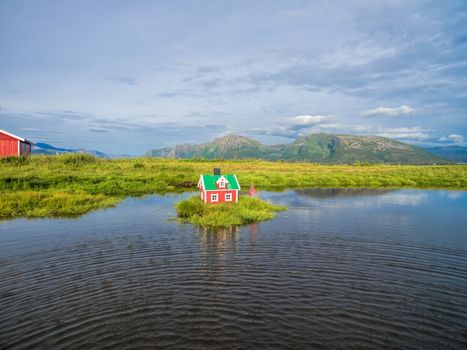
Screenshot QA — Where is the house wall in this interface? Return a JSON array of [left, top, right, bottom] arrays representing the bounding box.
[[0, 132, 19, 157], [204, 190, 238, 204]]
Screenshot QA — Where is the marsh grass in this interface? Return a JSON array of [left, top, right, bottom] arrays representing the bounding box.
[[0, 154, 466, 219], [0, 191, 119, 218], [175, 195, 287, 228]]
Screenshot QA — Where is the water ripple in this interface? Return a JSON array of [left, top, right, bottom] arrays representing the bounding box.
[[1, 190, 467, 349]]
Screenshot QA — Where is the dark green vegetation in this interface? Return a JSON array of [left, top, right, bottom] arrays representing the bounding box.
[[146, 134, 447, 164], [175, 195, 286, 228], [425, 146, 467, 163], [1, 154, 466, 219]]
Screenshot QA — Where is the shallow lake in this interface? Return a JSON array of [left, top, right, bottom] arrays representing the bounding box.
[[1, 189, 466, 349]]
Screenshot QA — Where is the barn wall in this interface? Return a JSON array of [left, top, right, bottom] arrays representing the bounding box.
[[0, 134, 19, 157], [20, 141, 31, 156], [0, 133, 16, 142]]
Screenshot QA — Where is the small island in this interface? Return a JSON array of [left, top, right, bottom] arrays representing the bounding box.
[[175, 195, 286, 228]]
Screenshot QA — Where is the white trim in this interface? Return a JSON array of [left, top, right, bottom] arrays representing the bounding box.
[[197, 175, 205, 190], [216, 176, 228, 189], [233, 175, 241, 190], [0, 129, 29, 143], [225, 193, 232, 202], [215, 175, 229, 184], [18, 140, 20, 156], [211, 193, 218, 202]]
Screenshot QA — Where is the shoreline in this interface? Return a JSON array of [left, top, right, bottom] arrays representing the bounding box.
[[1, 155, 467, 219]]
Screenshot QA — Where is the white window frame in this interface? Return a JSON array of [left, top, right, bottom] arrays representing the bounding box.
[[211, 194, 218, 202], [218, 181, 225, 189], [225, 193, 232, 202]]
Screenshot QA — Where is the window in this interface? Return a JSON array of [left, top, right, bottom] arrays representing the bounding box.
[[211, 194, 218, 202], [225, 193, 232, 201], [218, 181, 225, 188]]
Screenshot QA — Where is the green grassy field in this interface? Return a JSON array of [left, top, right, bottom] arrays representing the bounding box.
[[175, 195, 286, 228], [1, 154, 466, 219]]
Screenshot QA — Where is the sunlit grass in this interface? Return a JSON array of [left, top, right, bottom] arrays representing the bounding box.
[[175, 195, 287, 228], [0, 191, 119, 218]]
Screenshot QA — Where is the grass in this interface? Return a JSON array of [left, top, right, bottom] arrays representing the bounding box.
[[0, 191, 119, 218], [175, 195, 287, 228], [0, 154, 466, 219]]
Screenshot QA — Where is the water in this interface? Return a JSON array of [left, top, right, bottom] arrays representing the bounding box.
[[1, 189, 466, 349]]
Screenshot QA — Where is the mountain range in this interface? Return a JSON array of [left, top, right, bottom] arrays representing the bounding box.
[[146, 134, 451, 164], [31, 134, 466, 164], [424, 146, 467, 163], [33, 143, 110, 158]]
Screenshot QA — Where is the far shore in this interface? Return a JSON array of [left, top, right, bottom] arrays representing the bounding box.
[[1, 154, 466, 219]]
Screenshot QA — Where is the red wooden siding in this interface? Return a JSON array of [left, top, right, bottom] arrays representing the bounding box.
[[0, 132, 19, 157], [203, 190, 238, 204]]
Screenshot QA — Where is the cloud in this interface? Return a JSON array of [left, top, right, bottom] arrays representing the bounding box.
[[361, 105, 414, 117], [280, 115, 332, 130], [89, 127, 108, 133], [376, 126, 431, 140], [246, 115, 333, 138], [105, 76, 139, 86], [438, 134, 464, 143]]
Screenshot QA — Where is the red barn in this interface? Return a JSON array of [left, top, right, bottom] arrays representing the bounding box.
[[0, 129, 33, 157], [198, 169, 241, 204]]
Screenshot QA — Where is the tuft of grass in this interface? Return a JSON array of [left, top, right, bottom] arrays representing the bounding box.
[[61, 153, 97, 165], [175, 195, 287, 228]]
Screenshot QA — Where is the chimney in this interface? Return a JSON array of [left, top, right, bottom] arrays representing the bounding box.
[[214, 168, 221, 175]]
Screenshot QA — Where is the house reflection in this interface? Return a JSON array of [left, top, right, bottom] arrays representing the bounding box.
[[197, 224, 259, 266], [198, 226, 239, 255]]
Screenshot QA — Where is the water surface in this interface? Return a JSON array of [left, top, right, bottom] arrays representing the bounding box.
[[1, 189, 466, 349]]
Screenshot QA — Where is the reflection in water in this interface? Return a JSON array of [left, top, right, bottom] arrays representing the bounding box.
[[296, 188, 395, 198], [0, 189, 466, 349], [198, 226, 239, 257]]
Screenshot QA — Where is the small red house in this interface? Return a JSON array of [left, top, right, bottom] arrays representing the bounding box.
[[198, 169, 241, 204], [0, 129, 32, 157]]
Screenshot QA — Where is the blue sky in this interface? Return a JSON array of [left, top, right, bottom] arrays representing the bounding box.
[[0, 0, 466, 154]]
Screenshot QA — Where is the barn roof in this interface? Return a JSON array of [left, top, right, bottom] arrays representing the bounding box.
[[0, 129, 32, 144], [198, 174, 240, 191]]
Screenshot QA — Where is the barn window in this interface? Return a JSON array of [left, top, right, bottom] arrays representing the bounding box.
[[211, 194, 218, 202], [225, 193, 232, 201], [219, 181, 225, 188]]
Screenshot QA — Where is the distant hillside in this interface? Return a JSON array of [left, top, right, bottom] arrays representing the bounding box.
[[33, 143, 109, 158], [146, 134, 448, 164], [425, 146, 467, 163], [148, 135, 282, 160]]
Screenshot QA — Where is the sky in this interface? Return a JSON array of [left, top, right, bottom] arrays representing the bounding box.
[[0, 0, 466, 154]]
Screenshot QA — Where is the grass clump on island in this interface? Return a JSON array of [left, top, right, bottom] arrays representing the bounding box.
[[1, 154, 467, 219], [175, 195, 287, 228]]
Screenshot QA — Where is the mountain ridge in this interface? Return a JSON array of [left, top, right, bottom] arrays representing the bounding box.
[[146, 133, 449, 164]]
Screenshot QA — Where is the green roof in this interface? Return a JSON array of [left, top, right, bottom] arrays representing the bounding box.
[[199, 174, 240, 191]]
